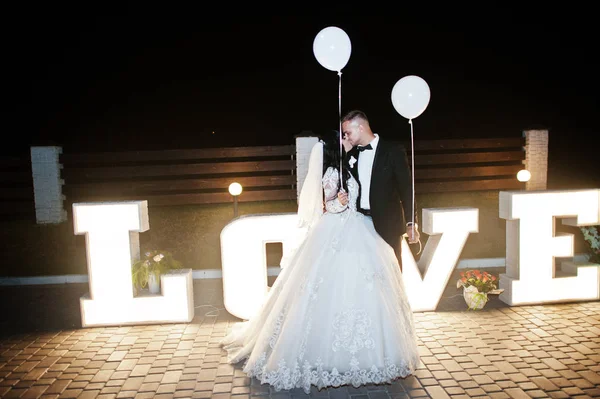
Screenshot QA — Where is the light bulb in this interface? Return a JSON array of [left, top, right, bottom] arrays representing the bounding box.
[[517, 169, 531, 182], [229, 182, 243, 196]]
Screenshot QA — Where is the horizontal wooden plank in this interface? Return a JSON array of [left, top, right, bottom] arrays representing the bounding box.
[[63, 175, 296, 195], [0, 157, 31, 168], [0, 171, 32, 183], [408, 150, 525, 166], [61, 152, 523, 182], [61, 145, 296, 164], [59, 139, 524, 165], [67, 189, 298, 206], [61, 165, 521, 191], [402, 137, 525, 151], [65, 177, 523, 203], [62, 160, 296, 180], [0, 214, 36, 223], [1, 187, 34, 199], [416, 178, 525, 193], [150, 189, 298, 205], [414, 164, 523, 180], [0, 201, 35, 214]]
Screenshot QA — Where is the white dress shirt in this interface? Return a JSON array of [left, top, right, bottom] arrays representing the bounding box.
[[357, 134, 379, 210]]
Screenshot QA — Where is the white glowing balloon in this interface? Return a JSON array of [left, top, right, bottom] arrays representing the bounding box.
[[313, 26, 351, 72], [391, 75, 431, 120]]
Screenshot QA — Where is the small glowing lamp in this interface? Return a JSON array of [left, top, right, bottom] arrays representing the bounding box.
[[517, 169, 531, 182], [229, 182, 243, 196], [228, 182, 243, 217]]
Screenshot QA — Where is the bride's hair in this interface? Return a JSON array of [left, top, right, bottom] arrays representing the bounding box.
[[322, 130, 351, 193]]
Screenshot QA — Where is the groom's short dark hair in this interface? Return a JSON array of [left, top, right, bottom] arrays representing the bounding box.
[[342, 110, 368, 124]]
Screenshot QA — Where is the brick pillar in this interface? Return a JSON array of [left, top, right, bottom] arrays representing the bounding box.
[[295, 135, 319, 201], [30, 146, 67, 224], [523, 129, 548, 190]]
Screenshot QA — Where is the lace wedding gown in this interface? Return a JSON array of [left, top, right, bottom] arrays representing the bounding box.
[[221, 166, 420, 394]]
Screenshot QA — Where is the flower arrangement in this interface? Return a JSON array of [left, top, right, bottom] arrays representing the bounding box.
[[131, 250, 182, 291], [456, 269, 501, 310], [580, 226, 600, 264], [456, 269, 498, 293]]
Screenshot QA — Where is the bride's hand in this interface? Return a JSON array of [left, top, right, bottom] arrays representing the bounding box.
[[337, 191, 348, 206]]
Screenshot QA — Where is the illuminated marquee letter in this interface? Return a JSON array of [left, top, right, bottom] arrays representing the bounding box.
[[73, 201, 194, 327], [220, 213, 304, 320], [402, 207, 479, 312], [499, 189, 600, 305]]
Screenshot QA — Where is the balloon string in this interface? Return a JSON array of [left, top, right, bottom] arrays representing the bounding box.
[[409, 119, 415, 227], [338, 71, 343, 188]]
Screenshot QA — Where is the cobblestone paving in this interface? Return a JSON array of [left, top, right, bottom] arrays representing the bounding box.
[[1, 277, 599, 398]]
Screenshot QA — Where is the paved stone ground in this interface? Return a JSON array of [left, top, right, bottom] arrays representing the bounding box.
[[1, 271, 599, 398]]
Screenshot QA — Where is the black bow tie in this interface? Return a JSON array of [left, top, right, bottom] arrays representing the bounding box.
[[357, 144, 373, 152]]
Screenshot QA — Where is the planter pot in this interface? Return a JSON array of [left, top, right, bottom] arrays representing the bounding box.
[[463, 285, 488, 310], [148, 273, 160, 294]]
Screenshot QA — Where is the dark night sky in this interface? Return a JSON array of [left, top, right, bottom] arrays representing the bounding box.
[[4, 10, 599, 188]]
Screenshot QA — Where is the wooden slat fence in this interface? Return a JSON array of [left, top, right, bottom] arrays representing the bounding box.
[[0, 155, 35, 220], [60, 136, 526, 209], [60, 145, 298, 207], [404, 137, 527, 193], [0, 136, 527, 221]]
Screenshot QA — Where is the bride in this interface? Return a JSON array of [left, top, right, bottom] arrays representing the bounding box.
[[220, 130, 420, 394]]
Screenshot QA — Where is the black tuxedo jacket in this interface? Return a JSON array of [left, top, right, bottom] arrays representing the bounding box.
[[348, 137, 416, 259]]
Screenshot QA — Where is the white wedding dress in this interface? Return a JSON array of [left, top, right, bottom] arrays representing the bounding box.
[[221, 165, 420, 394]]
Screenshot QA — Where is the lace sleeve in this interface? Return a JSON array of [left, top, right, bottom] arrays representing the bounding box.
[[323, 167, 348, 214]]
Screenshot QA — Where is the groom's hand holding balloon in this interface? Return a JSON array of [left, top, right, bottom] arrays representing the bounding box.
[[406, 223, 420, 244]]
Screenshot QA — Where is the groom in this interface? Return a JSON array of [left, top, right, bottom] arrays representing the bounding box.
[[342, 110, 419, 271]]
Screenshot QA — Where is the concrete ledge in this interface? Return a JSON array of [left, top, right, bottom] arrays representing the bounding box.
[[0, 274, 89, 286]]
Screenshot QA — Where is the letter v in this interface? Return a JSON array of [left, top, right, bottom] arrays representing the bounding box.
[[401, 208, 479, 312]]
